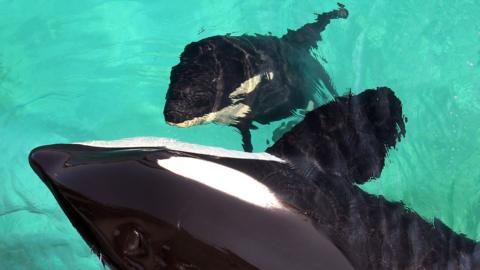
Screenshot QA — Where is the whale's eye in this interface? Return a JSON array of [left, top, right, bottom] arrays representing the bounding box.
[[126, 230, 140, 251], [193, 93, 211, 106], [122, 228, 147, 256]]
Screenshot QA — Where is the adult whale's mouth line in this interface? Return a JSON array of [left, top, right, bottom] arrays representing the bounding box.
[[29, 150, 121, 269], [48, 188, 120, 269]]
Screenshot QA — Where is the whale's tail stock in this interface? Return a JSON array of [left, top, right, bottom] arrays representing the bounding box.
[[282, 3, 349, 50]]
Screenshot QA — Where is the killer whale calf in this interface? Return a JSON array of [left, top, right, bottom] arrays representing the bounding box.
[[164, 4, 348, 152], [30, 88, 480, 269]]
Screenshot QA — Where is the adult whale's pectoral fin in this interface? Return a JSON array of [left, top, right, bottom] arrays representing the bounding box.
[[282, 3, 348, 50], [235, 122, 253, 153]]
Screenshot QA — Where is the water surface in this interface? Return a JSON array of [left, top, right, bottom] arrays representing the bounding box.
[[0, 1, 479, 269]]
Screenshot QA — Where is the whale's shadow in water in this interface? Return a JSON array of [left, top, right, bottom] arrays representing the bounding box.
[[163, 4, 348, 152]]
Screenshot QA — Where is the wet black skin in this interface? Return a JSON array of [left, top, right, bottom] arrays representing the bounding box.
[[164, 4, 348, 152], [29, 145, 354, 270], [30, 88, 480, 269]]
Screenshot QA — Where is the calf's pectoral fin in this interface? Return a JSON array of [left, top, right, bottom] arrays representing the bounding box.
[[234, 122, 253, 153]]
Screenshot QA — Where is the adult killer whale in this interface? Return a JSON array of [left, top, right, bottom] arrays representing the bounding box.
[[30, 88, 480, 269], [164, 4, 348, 152]]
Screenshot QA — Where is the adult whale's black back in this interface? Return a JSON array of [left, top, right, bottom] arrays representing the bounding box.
[[164, 4, 348, 152]]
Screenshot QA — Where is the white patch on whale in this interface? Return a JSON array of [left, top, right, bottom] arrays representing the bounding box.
[[168, 72, 274, 128], [157, 156, 284, 209], [77, 137, 285, 162], [229, 72, 273, 98], [266, 71, 274, 80], [168, 103, 252, 127]]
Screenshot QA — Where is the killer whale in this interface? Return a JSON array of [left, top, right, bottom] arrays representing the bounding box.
[[164, 4, 348, 152], [30, 88, 480, 269], [29, 144, 353, 270]]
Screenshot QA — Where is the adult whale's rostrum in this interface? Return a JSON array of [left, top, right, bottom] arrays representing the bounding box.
[[164, 4, 348, 152], [30, 88, 480, 269]]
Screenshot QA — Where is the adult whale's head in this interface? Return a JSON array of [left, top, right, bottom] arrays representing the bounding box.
[[164, 35, 274, 128], [29, 141, 354, 270], [29, 143, 279, 269]]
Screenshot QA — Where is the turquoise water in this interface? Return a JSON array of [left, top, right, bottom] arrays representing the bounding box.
[[0, 1, 479, 269]]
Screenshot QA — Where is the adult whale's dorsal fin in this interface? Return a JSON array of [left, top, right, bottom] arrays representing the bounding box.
[[282, 3, 348, 50]]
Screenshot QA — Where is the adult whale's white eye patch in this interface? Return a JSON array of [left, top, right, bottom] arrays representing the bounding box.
[[157, 157, 284, 209]]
